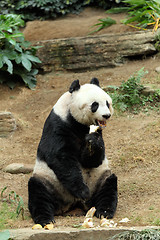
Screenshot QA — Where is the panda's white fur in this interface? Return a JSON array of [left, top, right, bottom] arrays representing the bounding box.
[[53, 91, 71, 121]]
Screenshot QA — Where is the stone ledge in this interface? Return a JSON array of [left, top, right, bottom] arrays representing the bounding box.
[[9, 226, 158, 240]]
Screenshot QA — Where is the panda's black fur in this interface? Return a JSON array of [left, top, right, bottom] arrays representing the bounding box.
[[28, 78, 118, 227]]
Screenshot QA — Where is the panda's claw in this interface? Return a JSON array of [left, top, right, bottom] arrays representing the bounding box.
[[95, 209, 114, 219]]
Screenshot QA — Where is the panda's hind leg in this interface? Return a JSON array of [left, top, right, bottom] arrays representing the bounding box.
[[88, 173, 118, 219], [28, 176, 61, 227]]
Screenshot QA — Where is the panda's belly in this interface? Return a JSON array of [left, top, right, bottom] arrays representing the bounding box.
[[81, 157, 111, 194], [33, 157, 111, 201]]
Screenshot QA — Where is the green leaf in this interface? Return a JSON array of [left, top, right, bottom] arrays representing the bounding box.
[[8, 38, 16, 46], [30, 45, 43, 50], [16, 196, 24, 216], [106, 7, 129, 14], [20, 40, 31, 49], [7, 28, 13, 33], [89, 17, 116, 34], [21, 73, 37, 89], [2, 49, 17, 61], [0, 230, 10, 240], [15, 43, 23, 53], [25, 54, 41, 63], [3, 56, 13, 74], [0, 58, 3, 68], [123, 0, 145, 6], [1, 186, 7, 198], [15, 55, 22, 64], [21, 53, 32, 71], [14, 68, 38, 89]]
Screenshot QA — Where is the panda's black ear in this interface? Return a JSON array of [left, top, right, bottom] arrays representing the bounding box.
[[90, 77, 100, 87], [69, 80, 80, 93]]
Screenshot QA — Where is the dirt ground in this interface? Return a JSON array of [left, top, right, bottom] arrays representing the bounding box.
[[0, 8, 160, 230]]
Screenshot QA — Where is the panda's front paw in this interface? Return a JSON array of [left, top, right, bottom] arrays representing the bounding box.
[[86, 132, 104, 150]]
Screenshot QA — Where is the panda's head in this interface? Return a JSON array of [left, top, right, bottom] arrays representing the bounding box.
[[69, 78, 113, 127]]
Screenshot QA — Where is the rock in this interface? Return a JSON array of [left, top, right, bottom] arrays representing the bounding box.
[[155, 66, 160, 73], [8, 227, 128, 240], [3, 163, 34, 174], [0, 112, 16, 138], [9, 226, 158, 240], [142, 86, 156, 96]]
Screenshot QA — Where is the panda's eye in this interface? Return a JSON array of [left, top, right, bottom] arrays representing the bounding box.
[[106, 101, 110, 108], [91, 102, 99, 113]]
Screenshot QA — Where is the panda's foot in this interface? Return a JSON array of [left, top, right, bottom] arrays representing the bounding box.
[[95, 209, 115, 219], [32, 222, 54, 230], [32, 224, 43, 230], [44, 222, 54, 230]]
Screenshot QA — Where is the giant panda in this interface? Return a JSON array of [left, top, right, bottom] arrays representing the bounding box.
[[28, 78, 118, 227]]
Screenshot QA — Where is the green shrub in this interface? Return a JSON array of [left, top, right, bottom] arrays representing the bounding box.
[[109, 229, 160, 240], [91, 0, 122, 10], [0, 0, 122, 21], [0, 0, 92, 20], [0, 186, 25, 230], [0, 14, 41, 89], [107, 0, 160, 31], [109, 68, 160, 113], [1, 186, 25, 221]]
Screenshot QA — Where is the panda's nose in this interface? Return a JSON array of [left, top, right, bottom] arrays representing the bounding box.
[[102, 114, 111, 119]]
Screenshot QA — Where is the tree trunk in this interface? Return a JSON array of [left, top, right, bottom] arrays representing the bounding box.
[[36, 30, 159, 71]]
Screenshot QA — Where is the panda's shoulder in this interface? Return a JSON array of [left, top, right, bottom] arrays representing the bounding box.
[[43, 109, 68, 135], [53, 91, 71, 121]]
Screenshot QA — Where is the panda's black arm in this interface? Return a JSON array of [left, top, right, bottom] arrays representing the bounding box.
[[37, 136, 90, 200], [80, 131, 105, 168], [47, 154, 90, 200]]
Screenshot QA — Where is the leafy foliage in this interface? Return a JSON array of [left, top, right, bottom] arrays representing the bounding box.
[[1, 186, 25, 220], [0, 0, 122, 20], [91, 0, 122, 10], [155, 32, 160, 51], [0, 0, 92, 20], [109, 68, 160, 113], [0, 14, 41, 89], [107, 0, 160, 31], [89, 17, 116, 34], [109, 229, 160, 240]]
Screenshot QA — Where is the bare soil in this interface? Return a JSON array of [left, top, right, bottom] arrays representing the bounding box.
[[0, 8, 160, 230]]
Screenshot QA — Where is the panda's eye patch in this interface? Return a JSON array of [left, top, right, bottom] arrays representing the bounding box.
[[106, 101, 110, 108], [91, 102, 99, 113]]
